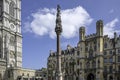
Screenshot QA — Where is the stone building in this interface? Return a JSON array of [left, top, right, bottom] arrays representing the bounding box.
[[47, 20, 120, 80], [0, 0, 47, 80]]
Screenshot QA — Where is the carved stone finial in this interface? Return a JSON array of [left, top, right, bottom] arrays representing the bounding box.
[[56, 5, 61, 27], [55, 5, 62, 34], [57, 5, 61, 13]]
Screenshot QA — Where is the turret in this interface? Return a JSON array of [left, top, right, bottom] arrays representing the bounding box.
[[79, 27, 85, 41], [96, 20, 103, 36]]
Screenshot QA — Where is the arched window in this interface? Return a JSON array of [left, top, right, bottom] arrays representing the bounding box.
[[104, 42, 107, 48], [89, 49, 93, 58], [9, 1, 15, 17]]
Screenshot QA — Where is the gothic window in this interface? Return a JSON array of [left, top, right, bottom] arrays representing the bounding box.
[[104, 58, 108, 63], [118, 49, 120, 54], [92, 61, 96, 68], [72, 48, 75, 53], [104, 43, 107, 48], [94, 45, 97, 51], [118, 56, 120, 62], [66, 62, 68, 67], [109, 57, 113, 63], [77, 59, 79, 65], [94, 40, 96, 44], [89, 49, 93, 58], [98, 59, 100, 68], [9, 1, 15, 17], [104, 66, 107, 72], [77, 69, 79, 75], [104, 51, 107, 55], [77, 51, 80, 56], [118, 66, 120, 71], [109, 66, 112, 73], [86, 62, 90, 68], [109, 51, 112, 54], [85, 47, 88, 52], [80, 62, 82, 68]]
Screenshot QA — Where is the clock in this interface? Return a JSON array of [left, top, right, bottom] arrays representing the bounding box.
[[10, 23, 16, 32]]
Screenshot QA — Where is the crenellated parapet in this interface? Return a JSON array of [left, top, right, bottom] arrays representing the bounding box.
[[85, 33, 97, 39]]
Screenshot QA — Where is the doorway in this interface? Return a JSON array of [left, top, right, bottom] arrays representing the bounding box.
[[87, 73, 94, 80]]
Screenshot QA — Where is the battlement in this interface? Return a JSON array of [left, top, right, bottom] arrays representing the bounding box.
[[85, 33, 97, 39]]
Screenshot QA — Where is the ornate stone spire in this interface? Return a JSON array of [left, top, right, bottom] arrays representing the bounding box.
[[55, 5, 62, 34], [55, 5, 63, 80]]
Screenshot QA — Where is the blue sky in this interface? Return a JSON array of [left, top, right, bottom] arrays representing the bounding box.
[[22, 0, 120, 69]]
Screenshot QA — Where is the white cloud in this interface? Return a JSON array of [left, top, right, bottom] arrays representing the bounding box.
[[24, 6, 93, 39], [104, 18, 119, 37]]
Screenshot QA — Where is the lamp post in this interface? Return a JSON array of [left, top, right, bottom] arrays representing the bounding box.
[[55, 5, 63, 80]]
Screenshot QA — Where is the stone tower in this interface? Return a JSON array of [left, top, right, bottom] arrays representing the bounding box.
[[96, 20, 103, 36], [96, 20, 104, 80], [79, 26, 85, 41], [0, 0, 22, 70], [55, 5, 63, 80]]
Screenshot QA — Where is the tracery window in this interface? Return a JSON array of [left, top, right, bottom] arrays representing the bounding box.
[[89, 49, 93, 58], [9, 1, 15, 17], [104, 42, 107, 48]]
